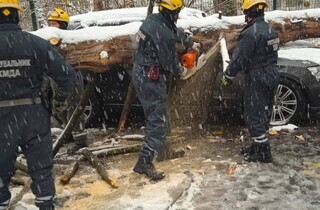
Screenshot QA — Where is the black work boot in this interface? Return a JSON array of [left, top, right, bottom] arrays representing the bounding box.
[[156, 142, 185, 162], [133, 157, 165, 181], [243, 143, 273, 163]]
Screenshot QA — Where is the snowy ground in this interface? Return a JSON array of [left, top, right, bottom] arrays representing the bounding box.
[[10, 124, 320, 210]]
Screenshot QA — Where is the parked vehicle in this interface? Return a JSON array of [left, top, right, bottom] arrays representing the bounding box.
[[82, 52, 320, 127], [212, 56, 320, 126]]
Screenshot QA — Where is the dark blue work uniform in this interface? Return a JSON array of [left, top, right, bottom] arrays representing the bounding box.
[[224, 16, 279, 143], [132, 13, 191, 163], [0, 24, 76, 209]]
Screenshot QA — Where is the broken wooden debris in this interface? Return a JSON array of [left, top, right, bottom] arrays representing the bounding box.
[[86, 144, 122, 152], [54, 144, 142, 163], [81, 148, 119, 188], [8, 179, 31, 209], [59, 161, 80, 185], [91, 144, 141, 158], [120, 134, 145, 141], [295, 135, 305, 142], [228, 163, 237, 175], [116, 80, 135, 133]]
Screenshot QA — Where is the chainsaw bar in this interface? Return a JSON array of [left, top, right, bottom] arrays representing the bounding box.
[[180, 40, 221, 80]]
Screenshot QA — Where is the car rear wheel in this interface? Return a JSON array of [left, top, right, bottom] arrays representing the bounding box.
[[84, 91, 104, 128], [270, 78, 305, 126]]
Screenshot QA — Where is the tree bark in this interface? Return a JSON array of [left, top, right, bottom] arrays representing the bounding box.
[[91, 144, 141, 158], [93, 0, 105, 11], [33, 0, 47, 28], [59, 161, 79, 185]]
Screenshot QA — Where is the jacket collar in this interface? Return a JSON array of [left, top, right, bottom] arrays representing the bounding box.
[[0, 23, 21, 31], [242, 16, 265, 31], [157, 13, 177, 32]]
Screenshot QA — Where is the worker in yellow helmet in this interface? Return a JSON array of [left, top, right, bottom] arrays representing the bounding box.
[[222, 0, 279, 163], [47, 7, 88, 152], [47, 8, 69, 29], [131, 0, 200, 181], [242, 0, 269, 23], [0, 0, 77, 209], [0, 0, 22, 25]]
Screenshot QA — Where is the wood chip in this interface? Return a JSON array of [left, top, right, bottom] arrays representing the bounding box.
[[212, 131, 223, 136], [228, 163, 237, 175], [269, 130, 278, 136], [295, 135, 305, 141]]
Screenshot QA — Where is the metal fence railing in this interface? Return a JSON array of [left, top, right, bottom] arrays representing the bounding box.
[[185, 0, 320, 15], [271, 0, 320, 10]]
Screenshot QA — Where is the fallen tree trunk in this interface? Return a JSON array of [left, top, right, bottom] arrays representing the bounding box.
[[58, 18, 320, 72]]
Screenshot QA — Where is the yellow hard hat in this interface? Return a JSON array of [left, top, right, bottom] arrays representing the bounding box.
[[242, 0, 269, 11], [0, 0, 23, 10], [47, 8, 69, 23], [159, 0, 183, 11]]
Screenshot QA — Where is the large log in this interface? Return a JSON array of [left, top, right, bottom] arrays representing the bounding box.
[[59, 18, 320, 72], [63, 36, 135, 72]]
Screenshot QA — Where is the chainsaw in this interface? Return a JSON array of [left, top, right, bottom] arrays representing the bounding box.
[[180, 40, 221, 80]]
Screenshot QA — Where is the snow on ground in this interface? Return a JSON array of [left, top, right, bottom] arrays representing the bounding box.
[[10, 125, 320, 210], [271, 123, 299, 131], [12, 6, 320, 210]]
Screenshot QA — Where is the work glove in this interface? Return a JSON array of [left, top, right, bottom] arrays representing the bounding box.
[[221, 74, 233, 86], [191, 42, 201, 53], [52, 99, 68, 113]]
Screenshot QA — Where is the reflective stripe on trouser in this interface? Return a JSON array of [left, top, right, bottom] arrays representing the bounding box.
[[0, 105, 56, 208], [251, 133, 268, 143], [132, 65, 168, 159], [140, 144, 157, 163], [0, 97, 42, 108], [243, 72, 277, 141], [0, 199, 9, 210], [35, 195, 56, 206]]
